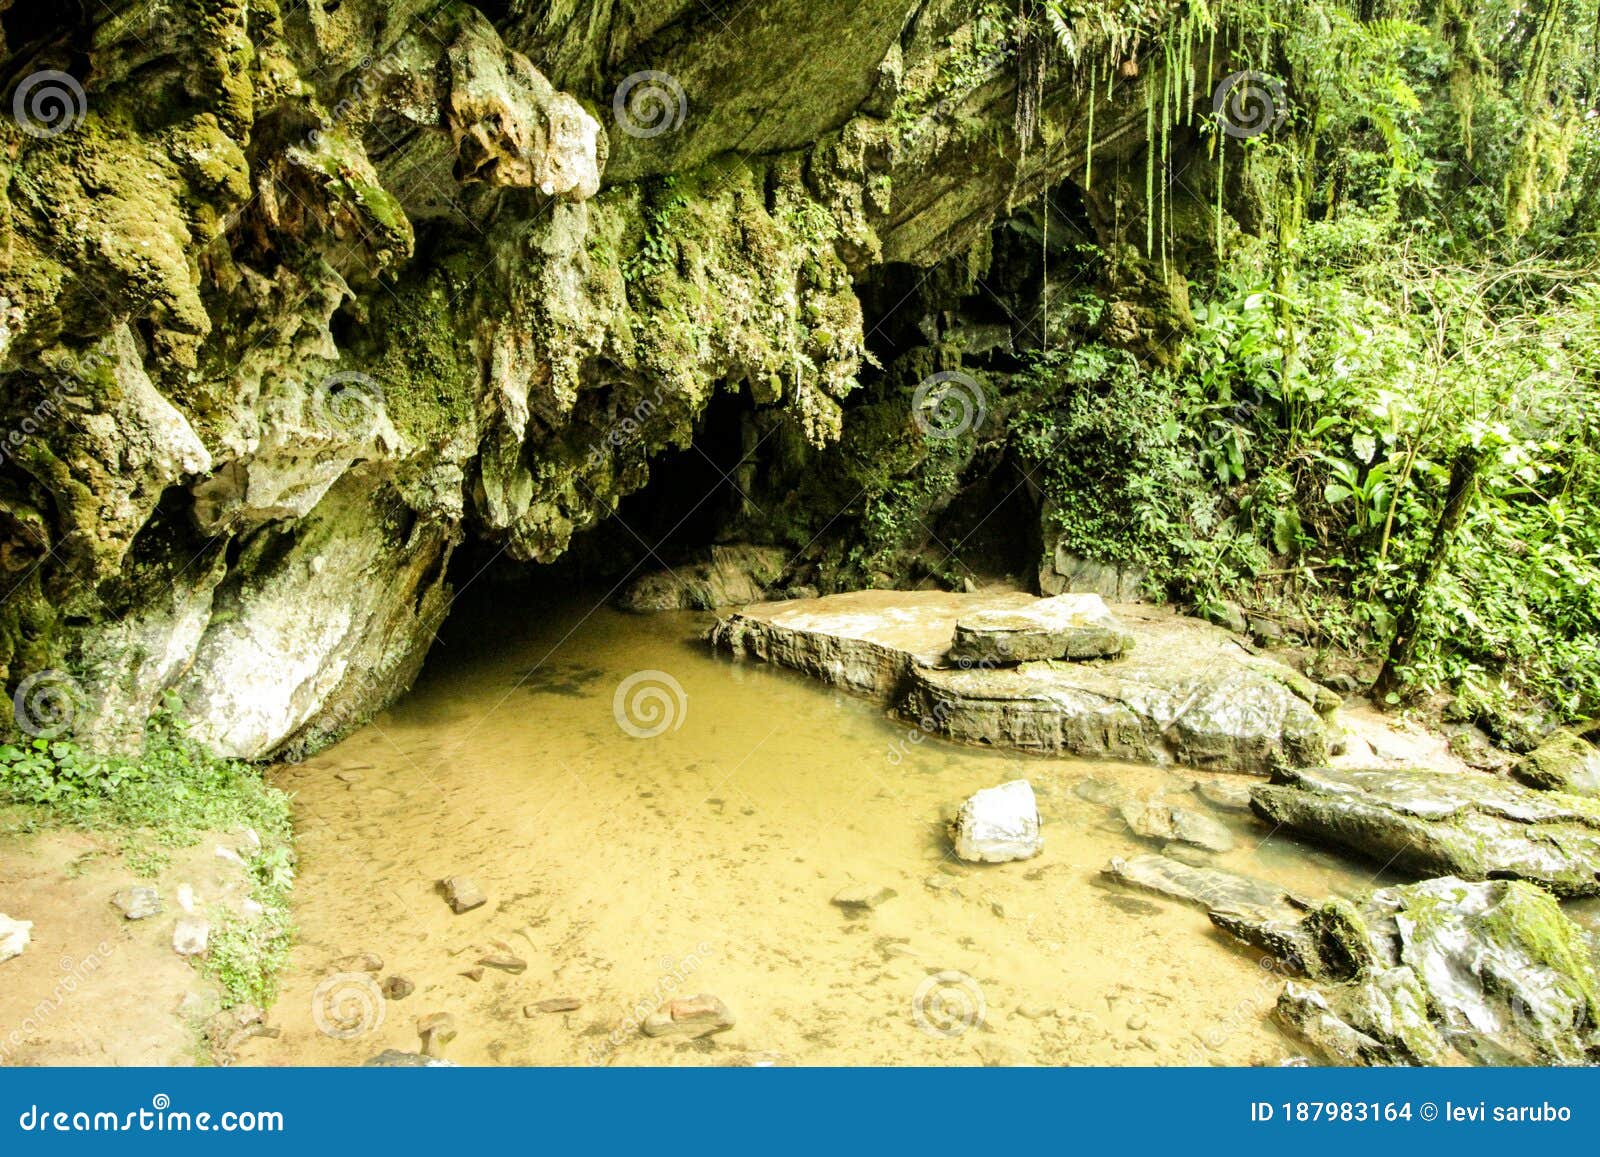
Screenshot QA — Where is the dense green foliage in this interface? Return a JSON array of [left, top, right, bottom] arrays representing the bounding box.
[[1011, 0, 1600, 723]]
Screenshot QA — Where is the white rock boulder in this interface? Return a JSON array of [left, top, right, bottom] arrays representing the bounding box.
[[950, 780, 1042, 863], [0, 914, 32, 964]]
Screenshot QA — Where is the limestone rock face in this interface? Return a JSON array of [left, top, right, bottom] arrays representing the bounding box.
[[950, 779, 1043, 863], [0, 2, 1184, 759], [1250, 766, 1600, 896], [711, 590, 1338, 774]]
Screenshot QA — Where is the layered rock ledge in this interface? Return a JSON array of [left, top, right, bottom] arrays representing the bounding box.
[[1251, 766, 1600, 897], [708, 590, 1340, 774]]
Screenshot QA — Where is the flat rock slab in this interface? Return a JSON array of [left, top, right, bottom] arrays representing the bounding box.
[[710, 591, 1336, 774], [948, 593, 1134, 664], [1119, 801, 1236, 853], [1250, 766, 1600, 897], [1103, 854, 1315, 969]]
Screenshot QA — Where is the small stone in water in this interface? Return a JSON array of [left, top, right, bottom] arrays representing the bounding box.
[[382, 975, 415, 1000], [440, 876, 486, 914], [1016, 1002, 1056, 1020], [333, 951, 383, 972], [528, 997, 581, 1014], [460, 967, 485, 982], [478, 951, 527, 974], [1126, 1012, 1149, 1031], [641, 994, 735, 1039], [112, 886, 162, 920], [831, 885, 897, 911], [417, 1012, 457, 1057]]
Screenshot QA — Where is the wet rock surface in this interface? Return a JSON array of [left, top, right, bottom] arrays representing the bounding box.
[[1273, 877, 1600, 1066], [711, 591, 1337, 773], [1250, 766, 1600, 896], [1102, 853, 1311, 959]]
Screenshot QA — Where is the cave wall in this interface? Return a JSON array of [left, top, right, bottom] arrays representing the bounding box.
[[0, 0, 1217, 758]]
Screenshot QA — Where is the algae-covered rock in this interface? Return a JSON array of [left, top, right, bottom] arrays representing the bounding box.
[[1274, 877, 1600, 1066], [1250, 766, 1600, 896], [1511, 731, 1600, 797]]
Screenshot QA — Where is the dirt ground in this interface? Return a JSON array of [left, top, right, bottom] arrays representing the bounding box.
[[0, 827, 258, 1066]]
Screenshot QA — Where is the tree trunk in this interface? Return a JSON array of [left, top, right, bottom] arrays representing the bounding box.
[[1373, 445, 1483, 702]]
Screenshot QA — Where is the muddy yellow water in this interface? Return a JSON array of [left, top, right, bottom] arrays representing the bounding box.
[[253, 594, 1383, 1067]]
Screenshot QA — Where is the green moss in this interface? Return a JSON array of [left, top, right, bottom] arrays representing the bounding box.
[[360, 273, 475, 444], [1478, 881, 1600, 1023]]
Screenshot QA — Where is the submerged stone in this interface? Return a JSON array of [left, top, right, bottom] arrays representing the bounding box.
[[641, 994, 735, 1039], [439, 876, 487, 914], [1118, 801, 1236, 853]]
